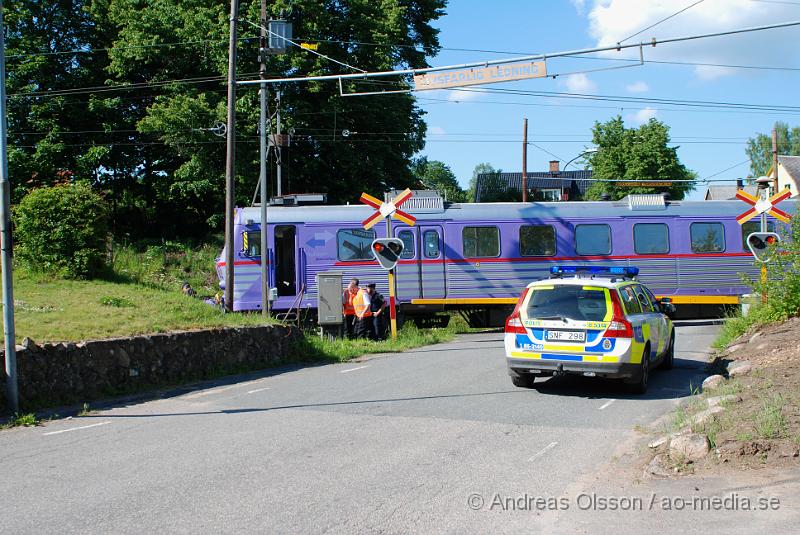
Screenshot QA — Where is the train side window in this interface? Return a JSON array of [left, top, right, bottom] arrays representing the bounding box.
[[690, 222, 725, 253], [423, 230, 440, 258], [741, 221, 775, 250], [398, 230, 415, 259], [337, 228, 377, 261], [575, 224, 611, 255], [519, 225, 556, 256], [462, 226, 500, 258], [242, 231, 260, 257], [633, 223, 669, 255]]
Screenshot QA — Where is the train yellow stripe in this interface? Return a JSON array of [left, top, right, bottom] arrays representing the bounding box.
[[411, 298, 520, 305]]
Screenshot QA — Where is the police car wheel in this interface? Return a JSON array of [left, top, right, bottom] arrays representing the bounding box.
[[626, 346, 650, 395], [511, 374, 536, 389], [661, 331, 675, 370]]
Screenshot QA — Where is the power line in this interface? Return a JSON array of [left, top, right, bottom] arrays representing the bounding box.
[[619, 0, 706, 43]]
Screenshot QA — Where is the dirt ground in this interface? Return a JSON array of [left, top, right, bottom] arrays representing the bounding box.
[[647, 316, 800, 475], [705, 316, 800, 470]]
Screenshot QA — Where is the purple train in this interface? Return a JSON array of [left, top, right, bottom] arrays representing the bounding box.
[[216, 192, 797, 325]]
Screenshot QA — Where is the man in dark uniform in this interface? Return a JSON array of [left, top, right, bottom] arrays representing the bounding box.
[[367, 283, 388, 340]]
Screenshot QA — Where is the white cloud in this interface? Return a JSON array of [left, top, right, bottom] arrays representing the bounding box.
[[627, 106, 658, 124], [582, 0, 800, 81], [559, 73, 597, 93], [571, 0, 586, 14], [446, 88, 483, 102], [429, 125, 446, 135], [625, 80, 649, 93]]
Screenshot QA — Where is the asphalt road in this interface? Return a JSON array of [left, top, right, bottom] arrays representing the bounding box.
[[0, 322, 753, 534]]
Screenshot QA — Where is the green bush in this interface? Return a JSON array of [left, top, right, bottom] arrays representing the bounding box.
[[14, 182, 109, 278]]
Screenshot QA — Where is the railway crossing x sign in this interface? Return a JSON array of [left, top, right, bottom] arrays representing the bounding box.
[[359, 188, 417, 230], [735, 188, 792, 225]]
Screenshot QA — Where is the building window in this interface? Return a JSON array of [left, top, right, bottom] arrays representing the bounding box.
[[740, 221, 775, 250], [633, 223, 670, 255], [541, 189, 561, 201], [337, 228, 377, 261], [690, 222, 725, 253], [520, 225, 556, 256], [462, 226, 500, 258], [575, 224, 611, 256], [398, 230, 415, 259]]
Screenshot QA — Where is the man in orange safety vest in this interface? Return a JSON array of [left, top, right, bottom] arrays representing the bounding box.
[[353, 283, 374, 339], [342, 277, 359, 339]]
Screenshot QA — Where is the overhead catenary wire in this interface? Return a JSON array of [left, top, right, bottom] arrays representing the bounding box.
[[239, 19, 800, 86], [618, 0, 706, 44]]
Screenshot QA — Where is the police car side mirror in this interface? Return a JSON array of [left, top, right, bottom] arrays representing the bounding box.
[[658, 298, 676, 317]]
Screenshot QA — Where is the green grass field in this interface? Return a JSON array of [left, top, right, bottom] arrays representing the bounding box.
[[3, 269, 269, 343]]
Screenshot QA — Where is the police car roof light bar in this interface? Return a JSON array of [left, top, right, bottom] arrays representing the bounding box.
[[549, 265, 639, 279]]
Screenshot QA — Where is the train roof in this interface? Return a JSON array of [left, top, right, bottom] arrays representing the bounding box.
[[236, 197, 799, 225]]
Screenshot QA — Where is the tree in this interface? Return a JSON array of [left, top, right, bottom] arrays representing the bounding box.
[[469, 162, 501, 202], [13, 183, 110, 278], [411, 157, 466, 202], [101, 0, 446, 235], [746, 121, 800, 178], [585, 116, 695, 200]]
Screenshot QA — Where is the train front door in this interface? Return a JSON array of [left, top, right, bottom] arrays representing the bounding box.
[[418, 225, 445, 299], [274, 225, 297, 296]]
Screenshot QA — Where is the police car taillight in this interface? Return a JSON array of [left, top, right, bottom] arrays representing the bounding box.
[[505, 288, 530, 334], [605, 290, 633, 338]]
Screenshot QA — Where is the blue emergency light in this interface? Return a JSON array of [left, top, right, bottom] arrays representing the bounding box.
[[549, 265, 639, 278]]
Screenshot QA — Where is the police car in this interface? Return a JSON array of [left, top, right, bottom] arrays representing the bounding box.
[[504, 266, 675, 394]]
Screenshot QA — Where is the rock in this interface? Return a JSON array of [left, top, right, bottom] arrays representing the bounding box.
[[727, 343, 746, 353], [702, 374, 725, 390], [748, 332, 763, 344], [728, 361, 753, 377], [706, 395, 741, 407], [646, 454, 673, 478], [691, 406, 725, 425], [21, 337, 38, 350], [756, 343, 768, 351], [649, 433, 679, 449], [669, 433, 710, 462]]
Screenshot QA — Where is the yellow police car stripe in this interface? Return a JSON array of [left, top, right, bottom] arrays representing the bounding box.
[[509, 351, 620, 363]]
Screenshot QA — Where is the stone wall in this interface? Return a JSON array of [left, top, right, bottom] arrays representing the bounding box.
[[0, 325, 303, 413]]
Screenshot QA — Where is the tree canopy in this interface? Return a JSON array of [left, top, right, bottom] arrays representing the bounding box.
[[6, 0, 447, 239], [411, 157, 466, 202], [585, 116, 695, 201], [745, 121, 800, 178]]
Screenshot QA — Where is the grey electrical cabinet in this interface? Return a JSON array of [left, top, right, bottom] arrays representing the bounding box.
[[316, 271, 344, 326]]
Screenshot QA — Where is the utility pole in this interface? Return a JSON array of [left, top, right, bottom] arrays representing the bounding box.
[[259, 0, 270, 318], [276, 90, 283, 197], [772, 127, 779, 192], [224, 0, 239, 313], [0, 5, 19, 413], [521, 117, 528, 202]]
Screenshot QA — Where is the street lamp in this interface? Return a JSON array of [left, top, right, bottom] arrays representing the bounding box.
[[563, 147, 598, 170], [560, 148, 597, 200]]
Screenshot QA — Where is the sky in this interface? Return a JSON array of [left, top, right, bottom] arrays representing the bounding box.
[[415, 0, 800, 200]]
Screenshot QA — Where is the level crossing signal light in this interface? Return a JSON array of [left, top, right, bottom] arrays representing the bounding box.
[[371, 238, 404, 270], [746, 232, 781, 262]]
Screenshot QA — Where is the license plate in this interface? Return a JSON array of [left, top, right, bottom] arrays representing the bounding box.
[[545, 330, 585, 342]]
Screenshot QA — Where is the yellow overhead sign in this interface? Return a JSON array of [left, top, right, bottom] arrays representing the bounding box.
[[413, 61, 547, 91], [300, 42, 319, 50]]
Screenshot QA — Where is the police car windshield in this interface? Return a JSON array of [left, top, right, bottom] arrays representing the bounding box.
[[526, 286, 607, 322]]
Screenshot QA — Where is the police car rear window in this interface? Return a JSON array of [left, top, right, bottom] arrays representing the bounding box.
[[526, 286, 608, 322]]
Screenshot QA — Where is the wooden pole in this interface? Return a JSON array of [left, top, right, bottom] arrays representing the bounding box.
[[522, 117, 528, 202], [223, 0, 239, 312], [772, 128, 779, 192]]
